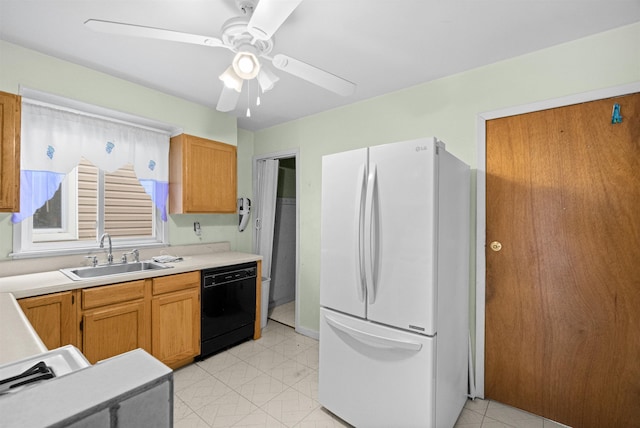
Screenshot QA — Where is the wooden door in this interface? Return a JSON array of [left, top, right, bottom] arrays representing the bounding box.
[[18, 291, 76, 349], [485, 93, 640, 427], [82, 300, 149, 364]]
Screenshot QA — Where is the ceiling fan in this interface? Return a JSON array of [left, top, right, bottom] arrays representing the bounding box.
[[85, 0, 356, 114]]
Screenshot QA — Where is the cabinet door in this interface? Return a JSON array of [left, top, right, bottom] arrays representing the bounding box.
[[0, 91, 20, 212], [170, 134, 237, 213], [82, 300, 149, 364], [152, 287, 200, 368], [18, 291, 76, 349]]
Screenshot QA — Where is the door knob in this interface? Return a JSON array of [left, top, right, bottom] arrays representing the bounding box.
[[490, 241, 502, 252]]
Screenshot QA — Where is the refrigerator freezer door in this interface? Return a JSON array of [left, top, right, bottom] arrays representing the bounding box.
[[367, 138, 438, 335], [320, 148, 368, 318], [319, 308, 435, 427]]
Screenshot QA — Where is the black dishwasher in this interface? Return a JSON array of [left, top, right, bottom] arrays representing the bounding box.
[[200, 262, 257, 359]]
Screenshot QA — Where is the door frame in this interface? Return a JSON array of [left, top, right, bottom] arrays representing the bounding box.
[[474, 81, 640, 398], [253, 149, 301, 332]]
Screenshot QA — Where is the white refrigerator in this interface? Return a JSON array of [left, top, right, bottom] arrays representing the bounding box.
[[319, 137, 470, 428]]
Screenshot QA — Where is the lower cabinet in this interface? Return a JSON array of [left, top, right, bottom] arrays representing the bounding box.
[[18, 291, 76, 350], [80, 280, 150, 364], [18, 271, 202, 369], [151, 271, 200, 369], [82, 300, 149, 364]]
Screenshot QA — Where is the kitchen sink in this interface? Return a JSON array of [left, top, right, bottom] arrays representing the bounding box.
[[60, 261, 171, 281]]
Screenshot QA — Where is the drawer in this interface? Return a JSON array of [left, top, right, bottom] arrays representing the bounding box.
[[152, 271, 200, 296], [82, 280, 146, 309]]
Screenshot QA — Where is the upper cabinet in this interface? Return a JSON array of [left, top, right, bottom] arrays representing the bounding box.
[[0, 91, 20, 212], [169, 134, 237, 214]]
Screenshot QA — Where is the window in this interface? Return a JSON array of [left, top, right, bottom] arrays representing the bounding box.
[[15, 158, 166, 256], [33, 187, 62, 230], [32, 171, 77, 242], [32, 158, 156, 242], [12, 90, 174, 258]]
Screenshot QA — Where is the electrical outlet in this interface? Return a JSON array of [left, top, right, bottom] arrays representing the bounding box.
[[194, 221, 201, 236]]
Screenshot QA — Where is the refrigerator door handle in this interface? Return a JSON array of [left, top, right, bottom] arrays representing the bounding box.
[[364, 163, 377, 304], [325, 314, 423, 352], [355, 163, 367, 303]]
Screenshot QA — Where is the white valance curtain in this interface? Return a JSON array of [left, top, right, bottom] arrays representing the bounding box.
[[12, 101, 170, 223]]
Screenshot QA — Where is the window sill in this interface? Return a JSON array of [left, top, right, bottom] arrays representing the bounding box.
[[10, 241, 168, 260]]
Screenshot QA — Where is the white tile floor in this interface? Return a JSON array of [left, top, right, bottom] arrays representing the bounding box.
[[174, 321, 346, 428], [268, 301, 296, 328], [174, 321, 567, 428], [456, 400, 569, 428]]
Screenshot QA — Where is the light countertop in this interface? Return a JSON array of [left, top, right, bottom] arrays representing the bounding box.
[[0, 293, 47, 365], [0, 251, 261, 299], [0, 250, 261, 365]]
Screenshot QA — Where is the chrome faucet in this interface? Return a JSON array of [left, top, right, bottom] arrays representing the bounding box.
[[99, 233, 113, 264], [121, 249, 139, 263]]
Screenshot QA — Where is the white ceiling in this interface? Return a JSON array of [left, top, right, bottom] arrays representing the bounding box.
[[1, 0, 639, 131]]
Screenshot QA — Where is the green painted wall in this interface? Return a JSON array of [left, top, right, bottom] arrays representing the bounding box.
[[0, 39, 241, 259], [236, 128, 255, 253], [277, 158, 296, 199], [252, 23, 640, 336], [1, 22, 639, 344]]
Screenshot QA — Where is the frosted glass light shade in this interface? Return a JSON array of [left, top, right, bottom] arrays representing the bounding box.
[[219, 66, 243, 92], [232, 51, 261, 79]]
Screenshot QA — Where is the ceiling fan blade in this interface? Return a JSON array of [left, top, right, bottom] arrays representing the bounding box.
[[247, 0, 303, 41], [85, 19, 225, 48], [216, 85, 242, 112], [271, 54, 356, 96]]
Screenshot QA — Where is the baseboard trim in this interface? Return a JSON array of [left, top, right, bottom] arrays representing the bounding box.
[[295, 325, 319, 340]]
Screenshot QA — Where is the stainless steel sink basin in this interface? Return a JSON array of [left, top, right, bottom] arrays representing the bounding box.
[[60, 261, 171, 281]]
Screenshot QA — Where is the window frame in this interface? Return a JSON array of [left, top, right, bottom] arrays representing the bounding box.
[[13, 166, 168, 258], [11, 88, 178, 260], [32, 170, 78, 243], [13, 204, 168, 260]]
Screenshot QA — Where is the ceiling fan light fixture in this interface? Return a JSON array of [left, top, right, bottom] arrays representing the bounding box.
[[238, 56, 255, 73], [232, 50, 261, 79], [219, 66, 244, 92], [256, 65, 280, 92]]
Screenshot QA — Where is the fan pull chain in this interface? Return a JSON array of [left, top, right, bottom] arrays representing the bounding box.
[[256, 79, 261, 106], [246, 80, 251, 117]]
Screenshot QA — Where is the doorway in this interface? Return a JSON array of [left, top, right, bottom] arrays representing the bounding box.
[[475, 83, 640, 396], [253, 150, 299, 330], [482, 91, 640, 427], [268, 158, 296, 327]]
